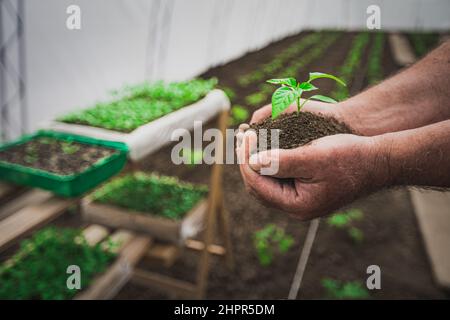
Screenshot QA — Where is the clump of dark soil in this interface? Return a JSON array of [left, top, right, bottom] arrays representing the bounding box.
[[0, 137, 117, 175], [250, 112, 352, 150]]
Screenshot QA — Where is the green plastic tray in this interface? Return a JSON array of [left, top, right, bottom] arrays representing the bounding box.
[[0, 131, 128, 197]]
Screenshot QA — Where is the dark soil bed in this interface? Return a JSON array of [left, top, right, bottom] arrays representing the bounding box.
[[114, 31, 448, 300], [251, 112, 352, 150], [0, 137, 117, 175]]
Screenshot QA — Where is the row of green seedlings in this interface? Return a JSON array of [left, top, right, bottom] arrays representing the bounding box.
[[325, 208, 368, 298], [0, 227, 118, 299], [252, 208, 368, 299], [244, 32, 342, 108], [24, 138, 80, 164], [330, 32, 371, 101], [237, 32, 323, 87], [226, 33, 325, 125], [366, 32, 385, 85], [60, 78, 217, 133], [408, 32, 440, 57]]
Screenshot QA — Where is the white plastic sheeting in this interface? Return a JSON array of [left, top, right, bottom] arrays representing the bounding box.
[[45, 89, 230, 161], [1, 0, 450, 140]]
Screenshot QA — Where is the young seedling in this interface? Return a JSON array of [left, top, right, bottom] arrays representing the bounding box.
[[181, 148, 203, 166], [267, 72, 346, 119], [327, 208, 364, 244], [321, 278, 370, 299], [24, 144, 38, 164], [61, 141, 80, 155], [230, 105, 249, 125], [253, 224, 294, 266]]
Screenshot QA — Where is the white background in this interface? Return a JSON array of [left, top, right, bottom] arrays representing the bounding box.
[[1, 0, 449, 139]]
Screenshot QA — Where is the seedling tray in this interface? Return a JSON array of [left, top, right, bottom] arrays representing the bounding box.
[[83, 198, 207, 244], [45, 89, 230, 161], [0, 131, 128, 197]]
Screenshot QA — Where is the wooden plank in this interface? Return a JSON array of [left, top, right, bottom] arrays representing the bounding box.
[[389, 33, 417, 66], [102, 230, 134, 253], [0, 183, 26, 206], [0, 189, 52, 221], [147, 243, 179, 267], [78, 224, 109, 246], [0, 196, 75, 252], [131, 269, 197, 298], [83, 198, 207, 244], [185, 239, 225, 256], [75, 235, 151, 300], [410, 189, 450, 289]]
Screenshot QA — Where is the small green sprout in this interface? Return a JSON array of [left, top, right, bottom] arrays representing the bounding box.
[[327, 209, 364, 244], [61, 141, 80, 155], [180, 148, 203, 166], [322, 278, 370, 299], [267, 72, 346, 119], [230, 105, 249, 125], [245, 92, 268, 107], [253, 224, 294, 266]]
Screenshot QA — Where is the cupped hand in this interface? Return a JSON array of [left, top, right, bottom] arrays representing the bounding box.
[[236, 127, 389, 220], [250, 100, 352, 131]]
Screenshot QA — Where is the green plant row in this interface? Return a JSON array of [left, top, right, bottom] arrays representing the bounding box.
[[331, 32, 370, 101], [253, 224, 294, 266], [322, 278, 370, 299], [91, 172, 208, 220], [408, 32, 439, 57], [0, 227, 116, 300], [237, 33, 323, 87], [245, 32, 341, 107], [367, 32, 385, 85], [59, 78, 217, 133], [327, 208, 364, 243]]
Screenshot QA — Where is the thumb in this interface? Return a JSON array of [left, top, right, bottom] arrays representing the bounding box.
[[249, 147, 314, 179]]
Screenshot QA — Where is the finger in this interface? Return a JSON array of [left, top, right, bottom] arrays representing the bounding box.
[[240, 162, 304, 213], [248, 148, 315, 179], [238, 123, 249, 132], [237, 129, 257, 165], [250, 105, 272, 124]]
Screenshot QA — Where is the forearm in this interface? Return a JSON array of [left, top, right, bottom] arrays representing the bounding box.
[[338, 41, 450, 136], [374, 119, 450, 189]]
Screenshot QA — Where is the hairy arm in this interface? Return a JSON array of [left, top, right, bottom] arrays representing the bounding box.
[[237, 119, 450, 220], [339, 40, 450, 135], [251, 41, 450, 135], [375, 119, 450, 189]]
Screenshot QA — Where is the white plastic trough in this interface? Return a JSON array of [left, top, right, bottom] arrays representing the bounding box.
[[44, 89, 230, 162]]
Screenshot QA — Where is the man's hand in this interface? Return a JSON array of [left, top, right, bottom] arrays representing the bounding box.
[[236, 128, 388, 220]]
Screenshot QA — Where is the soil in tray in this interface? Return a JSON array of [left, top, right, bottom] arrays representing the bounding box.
[[250, 112, 352, 150], [0, 137, 118, 175]]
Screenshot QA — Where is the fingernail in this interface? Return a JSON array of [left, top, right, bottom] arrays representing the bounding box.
[[236, 132, 244, 148], [249, 154, 261, 171], [239, 123, 250, 132]]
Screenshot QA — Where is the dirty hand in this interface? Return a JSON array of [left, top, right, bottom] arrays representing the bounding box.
[[236, 127, 388, 220], [250, 100, 348, 127]]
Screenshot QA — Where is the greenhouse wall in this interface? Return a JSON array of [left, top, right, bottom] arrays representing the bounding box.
[[1, 0, 449, 140]]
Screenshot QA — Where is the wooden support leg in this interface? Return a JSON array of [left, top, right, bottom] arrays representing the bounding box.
[[195, 200, 217, 299], [218, 205, 234, 270]]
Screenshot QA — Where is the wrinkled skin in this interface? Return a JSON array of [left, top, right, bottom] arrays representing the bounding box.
[[236, 102, 386, 220]]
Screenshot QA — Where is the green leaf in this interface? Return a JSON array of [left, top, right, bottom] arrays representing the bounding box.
[[267, 78, 297, 87], [271, 87, 296, 119], [309, 94, 338, 104], [308, 72, 346, 87], [299, 82, 317, 91]]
